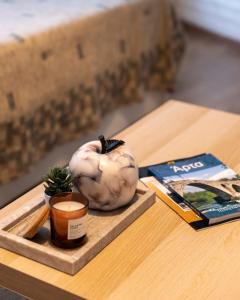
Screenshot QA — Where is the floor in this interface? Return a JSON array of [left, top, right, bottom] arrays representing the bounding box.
[[170, 24, 240, 114], [1, 25, 240, 299]]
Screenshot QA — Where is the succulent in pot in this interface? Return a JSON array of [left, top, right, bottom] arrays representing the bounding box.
[[43, 167, 73, 205], [69, 135, 138, 211]]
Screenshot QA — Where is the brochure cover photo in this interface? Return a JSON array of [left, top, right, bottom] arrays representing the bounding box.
[[140, 176, 202, 227], [147, 153, 240, 226]]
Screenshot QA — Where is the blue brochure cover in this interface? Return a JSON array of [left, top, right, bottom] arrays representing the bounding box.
[[148, 153, 240, 225]]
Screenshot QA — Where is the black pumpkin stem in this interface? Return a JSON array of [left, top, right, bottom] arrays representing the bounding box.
[[99, 135, 107, 154], [98, 135, 125, 154]]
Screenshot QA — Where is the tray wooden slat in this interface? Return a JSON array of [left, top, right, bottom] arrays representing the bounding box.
[[0, 182, 155, 274]]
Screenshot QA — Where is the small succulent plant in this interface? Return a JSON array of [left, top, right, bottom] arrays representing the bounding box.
[[44, 167, 73, 196]]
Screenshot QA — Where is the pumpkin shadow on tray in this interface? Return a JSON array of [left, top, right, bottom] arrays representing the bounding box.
[[30, 224, 50, 245], [88, 193, 139, 217]]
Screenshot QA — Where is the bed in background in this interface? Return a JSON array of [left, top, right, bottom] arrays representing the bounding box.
[[0, 0, 184, 184]]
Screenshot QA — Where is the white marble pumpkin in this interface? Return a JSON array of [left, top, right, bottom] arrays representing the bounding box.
[[68, 140, 138, 211]]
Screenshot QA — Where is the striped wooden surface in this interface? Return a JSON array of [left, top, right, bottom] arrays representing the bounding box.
[[1, 100, 240, 300]]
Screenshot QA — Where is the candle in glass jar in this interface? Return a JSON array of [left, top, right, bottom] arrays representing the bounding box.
[[49, 193, 88, 249], [53, 201, 85, 212]]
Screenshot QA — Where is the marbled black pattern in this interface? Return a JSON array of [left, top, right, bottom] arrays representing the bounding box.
[[69, 141, 138, 211]]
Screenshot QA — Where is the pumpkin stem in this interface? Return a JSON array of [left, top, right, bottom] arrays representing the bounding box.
[[99, 135, 125, 153], [99, 135, 107, 154]]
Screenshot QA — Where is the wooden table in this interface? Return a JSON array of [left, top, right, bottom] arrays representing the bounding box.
[[1, 100, 240, 300]]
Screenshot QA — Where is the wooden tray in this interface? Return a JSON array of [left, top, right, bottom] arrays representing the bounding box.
[[0, 182, 155, 275]]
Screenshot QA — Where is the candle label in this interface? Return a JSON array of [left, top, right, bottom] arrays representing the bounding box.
[[67, 215, 87, 240]]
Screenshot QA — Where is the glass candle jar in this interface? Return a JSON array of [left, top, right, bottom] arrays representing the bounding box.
[[49, 192, 88, 249]]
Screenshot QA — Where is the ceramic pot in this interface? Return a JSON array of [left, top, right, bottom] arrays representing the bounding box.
[[44, 192, 51, 206]]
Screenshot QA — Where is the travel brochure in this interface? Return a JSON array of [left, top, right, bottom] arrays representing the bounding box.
[[140, 153, 240, 230]]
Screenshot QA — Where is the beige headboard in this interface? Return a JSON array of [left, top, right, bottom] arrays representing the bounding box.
[[0, 0, 185, 183]]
